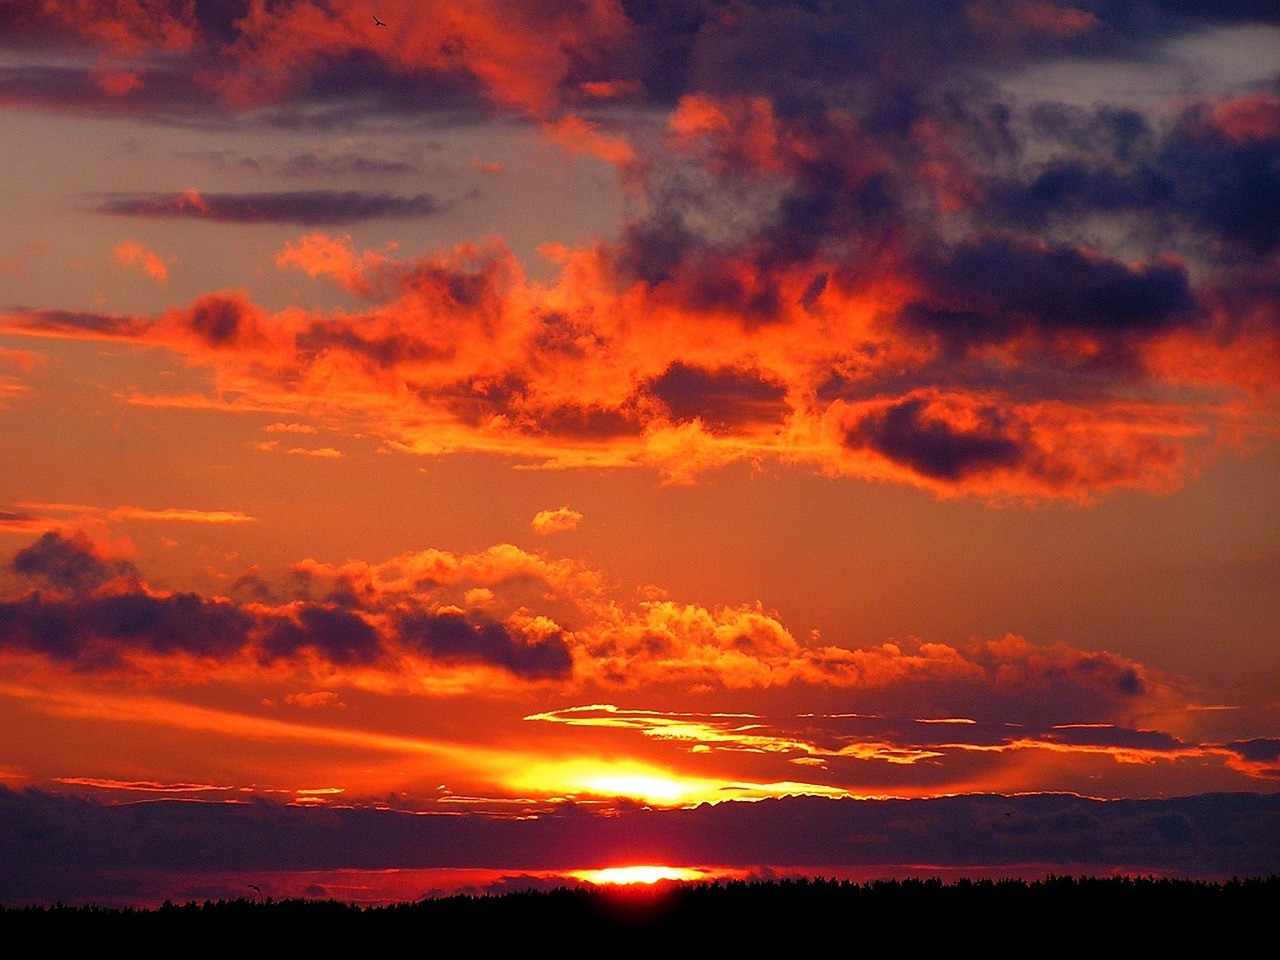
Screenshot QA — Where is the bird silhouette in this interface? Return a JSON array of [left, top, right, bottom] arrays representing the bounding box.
[[249, 883, 262, 895], [374, 16, 385, 26]]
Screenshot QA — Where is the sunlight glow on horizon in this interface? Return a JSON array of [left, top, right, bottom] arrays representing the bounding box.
[[570, 865, 712, 886]]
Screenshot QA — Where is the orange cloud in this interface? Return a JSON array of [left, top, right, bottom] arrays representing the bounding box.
[[17, 502, 255, 524], [531, 506, 583, 535], [220, 0, 634, 116], [114, 239, 171, 284], [265, 422, 318, 434], [29, 0, 199, 53], [284, 691, 344, 709], [542, 113, 637, 168], [275, 233, 394, 298], [4, 217, 1268, 502]]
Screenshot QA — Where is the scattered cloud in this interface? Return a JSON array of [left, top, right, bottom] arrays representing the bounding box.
[[113, 239, 171, 284], [531, 507, 583, 535], [97, 189, 444, 225]]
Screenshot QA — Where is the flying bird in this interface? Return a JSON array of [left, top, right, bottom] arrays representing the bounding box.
[[249, 883, 262, 894], [374, 16, 385, 26]]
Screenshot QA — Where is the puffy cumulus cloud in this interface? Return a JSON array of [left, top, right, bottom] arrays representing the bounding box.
[[0, 533, 1187, 730], [573, 602, 1186, 728], [531, 506, 583, 535], [10, 530, 140, 593], [0, 537, 580, 690]]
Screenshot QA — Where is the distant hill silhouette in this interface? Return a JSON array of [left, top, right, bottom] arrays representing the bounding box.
[[3, 875, 1275, 950]]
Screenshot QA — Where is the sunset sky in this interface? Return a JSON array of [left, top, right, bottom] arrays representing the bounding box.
[[1, 0, 1278, 907]]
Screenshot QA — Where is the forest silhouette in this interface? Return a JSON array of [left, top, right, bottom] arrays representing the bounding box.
[[3, 875, 1274, 949]]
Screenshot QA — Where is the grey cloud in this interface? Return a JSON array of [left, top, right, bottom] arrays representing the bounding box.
[[97, 190, 444, 225]]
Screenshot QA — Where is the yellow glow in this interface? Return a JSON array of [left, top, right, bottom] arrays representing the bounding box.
[[571, 865, 708, 886], [509, 758, 735, 806], [508, 757, 854, 806]]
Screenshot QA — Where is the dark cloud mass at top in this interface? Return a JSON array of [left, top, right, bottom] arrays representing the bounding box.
[[1, 0, 1277, 500]]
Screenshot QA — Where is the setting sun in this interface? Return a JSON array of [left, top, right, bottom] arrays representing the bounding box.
[[571, 866, 711, 886]]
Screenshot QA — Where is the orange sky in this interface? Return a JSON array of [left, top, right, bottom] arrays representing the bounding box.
[[1, 0, 1278, 906]]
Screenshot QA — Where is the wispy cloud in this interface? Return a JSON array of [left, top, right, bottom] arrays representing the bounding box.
[[97, 189, 444, 225], [113, 239, 170, 284], [17, 502, 256, 524]]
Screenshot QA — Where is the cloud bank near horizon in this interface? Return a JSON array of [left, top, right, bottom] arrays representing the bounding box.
[[1, 788, 1275, 908]]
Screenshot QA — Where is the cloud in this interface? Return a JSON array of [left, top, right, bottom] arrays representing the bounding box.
[[10, 531, 139, 592], [0, 534, 590, 687], [16, 502, 255, 525], [113, 239, 170, 284], [531, 507, 583, 535], [841, 394, 1026, 483], [286, 447, 343, 458], [283, 691, 344, 709], [97, 189, 443, 225], [278, 152, 417, 179], [0, 533, 1192, 725], [1, 788, 1276, 908], [264, 422, 317, 434], [398, 610, 573, 680]]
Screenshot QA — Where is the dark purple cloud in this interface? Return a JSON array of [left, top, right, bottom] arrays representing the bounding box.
[[1, 787, 1275, 908], [259, 604, 382, 666], [0, 535, 571, 681], [279, 153, 416, 179], [648, 362, 788, 430], [397, 611, 573, 680], [910, 237, 1197, 343], [11, 532, 139, 591], [988, 99, 1280, 261], [0, 308, 147, 338], [97, 190, 443, 225], [1227, 738, 1280, 764], [0, 590, 250, 663], [843, 397, 1025, 482]]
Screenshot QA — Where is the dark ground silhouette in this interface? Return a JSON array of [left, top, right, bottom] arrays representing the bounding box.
[[2, 875, 1275, 950]]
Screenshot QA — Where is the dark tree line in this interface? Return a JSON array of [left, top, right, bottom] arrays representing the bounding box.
[[3, 875, 1275, 950]]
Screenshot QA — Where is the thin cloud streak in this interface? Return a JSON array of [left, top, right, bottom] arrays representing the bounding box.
[[96, 189, 444, 225]]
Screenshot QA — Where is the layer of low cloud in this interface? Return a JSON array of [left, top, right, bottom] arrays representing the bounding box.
[[2, 788, 1276, 908], [3, 531, 1271, 793]]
